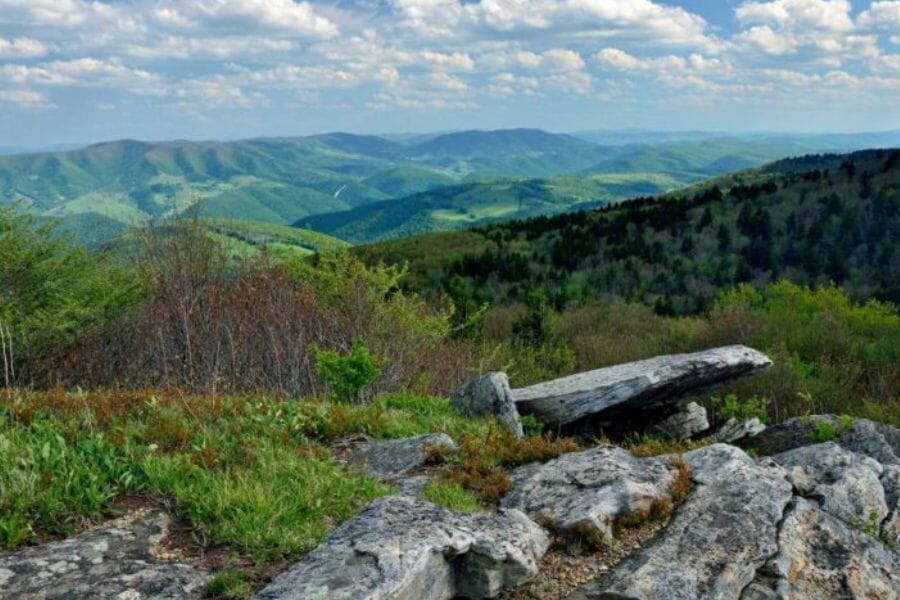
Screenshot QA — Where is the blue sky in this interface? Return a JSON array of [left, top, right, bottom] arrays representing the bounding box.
[[0, 0, 898, 147]]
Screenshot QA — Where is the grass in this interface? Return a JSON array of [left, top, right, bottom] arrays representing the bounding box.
[[205, 570, 252, 600], [422, 481, 482, 513], [0, 390, 490, 558]]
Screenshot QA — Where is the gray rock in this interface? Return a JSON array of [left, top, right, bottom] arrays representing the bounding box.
[[570, 444, 793, 600], [743, 415, 900, 465], [512, 345, 771, 437], [654, 401, 709, 440], [882, 465, 900, 547], [714, 416, 766, 443], [500, 446, 680, 542], [346, 433, 455, 480], [760, 498, 899, 599], [253, 496, 549, 600], [771, 442, 889, 528], [0, 509, 208, 599], [839, 418, 900, 465], [453, 372, 523, 437]]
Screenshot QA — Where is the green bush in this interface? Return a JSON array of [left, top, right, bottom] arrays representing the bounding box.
[[709, 394, 770, 424], [312, 338, 385, 403]]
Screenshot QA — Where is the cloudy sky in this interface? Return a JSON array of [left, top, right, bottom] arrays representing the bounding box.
[[1, 0, 899, 147]]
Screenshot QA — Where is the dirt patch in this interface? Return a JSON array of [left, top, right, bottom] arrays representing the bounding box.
[[501, 518, 668, 600]]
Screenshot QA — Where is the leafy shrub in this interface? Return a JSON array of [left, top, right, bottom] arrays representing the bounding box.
[[708, 394, 770, 424], [312, 338, 385, 403]]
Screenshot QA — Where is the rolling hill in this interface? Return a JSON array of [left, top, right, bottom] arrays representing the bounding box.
[[293, 172, 684, 244], [5, 128, 900, 248], [358, 149, 900, 313]]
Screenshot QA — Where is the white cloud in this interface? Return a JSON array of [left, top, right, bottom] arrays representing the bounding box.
[[858, 1, 900, 29], [594, 48, 688, 72], [732, 25, 797, 55], [0, 36, 50, 57], [0, 58, 162, 93], [150, 0, 338, 38], [736, 0, 853, 32], [0, 87, 53, 108]]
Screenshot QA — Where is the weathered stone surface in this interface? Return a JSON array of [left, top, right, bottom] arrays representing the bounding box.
[[569, 444, 793, 600], [500, 446, 679, 542], [771, 442, 889, 528], [346, 433, 455, 480], [741, 415, 900, 464], [512, 345, 771, 437], [453, 372, 523, 437], [654, 401, 709, 440], [755, 498, 900, 599], [254, 496, 549, 600], [881, 465, 900, 548], [714, 416, 766, 443], [0, 509, 208, 599]]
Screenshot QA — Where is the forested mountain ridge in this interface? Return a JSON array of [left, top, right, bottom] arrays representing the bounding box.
[[358, 149, 900, 315], [4, 129, 900, 247]]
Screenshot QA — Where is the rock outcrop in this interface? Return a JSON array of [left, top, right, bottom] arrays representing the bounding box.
[[506, 345, 769, 437], [0, 508, 208, 599], [500, 446, 681, 542], [345, 433, 456, 480], [570, 444, 794, 600], [714, 416, 766, 443], [749, 498, 899, 599], [453, 372, 523, 437], [253, 496, 549, 600]]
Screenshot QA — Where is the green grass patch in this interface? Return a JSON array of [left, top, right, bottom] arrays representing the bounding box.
[[205, 570, 252, 600], [422, 481, 482, 513], [0, 390, 487, 559]]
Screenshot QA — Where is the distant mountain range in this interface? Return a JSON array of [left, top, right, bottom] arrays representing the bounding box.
[[358, 148, 900, 312], [2, 128, 900, 246]]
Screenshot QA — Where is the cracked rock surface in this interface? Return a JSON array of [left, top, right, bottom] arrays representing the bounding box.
[[569, 444, 794, 600], [345, 433, 455, 480], [0, 508, 208, 599], [253, 496, 550, 600], [500, 446, 680, 542]]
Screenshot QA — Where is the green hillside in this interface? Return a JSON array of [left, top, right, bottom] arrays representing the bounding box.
[[293, 173, 685, 244], [5, 129, 900, 249], [359, 149, 900, 312]]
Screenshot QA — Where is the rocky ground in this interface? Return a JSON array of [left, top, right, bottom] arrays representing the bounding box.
[[2, 346, 898, 600]]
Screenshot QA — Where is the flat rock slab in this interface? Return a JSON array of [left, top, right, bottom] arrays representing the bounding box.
[[759, 498, 900, 599], [0, 508, 208, 599], [569, 444, 794, 600], [512, 345, 771, 437], [500, 446, 680, 542], [254, 496, 550, 600], [345, 433, 456, 480]]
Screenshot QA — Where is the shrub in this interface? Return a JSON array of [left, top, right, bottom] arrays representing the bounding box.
[[312, 338, 384, 403], [708, 394, 770, 424]]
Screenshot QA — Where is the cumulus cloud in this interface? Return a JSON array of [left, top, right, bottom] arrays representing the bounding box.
[[0, 36, 50, 57], [0, 88, 53, 108]]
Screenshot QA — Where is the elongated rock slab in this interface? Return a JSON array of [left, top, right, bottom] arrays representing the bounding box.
[[512, 345, 771, 436], [253, 496, 549, 600]]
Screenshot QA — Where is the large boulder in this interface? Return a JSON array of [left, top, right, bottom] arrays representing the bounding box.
[[253, 496, 550, 600], [500, 446, 680, 542], [0, 508, 208, 599], [452, 372, 523, 438], [570, 444, 794, 600], [771, 442, 889, 528], [750, 498, 900, 599], [511, 345, 771, 437], [345, 433, 456, 480]]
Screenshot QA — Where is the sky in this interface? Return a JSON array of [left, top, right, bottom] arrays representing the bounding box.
[[1, 0, 899, 147]]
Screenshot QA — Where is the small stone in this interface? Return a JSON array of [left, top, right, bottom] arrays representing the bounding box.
[[654, 401, 709, 439]]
